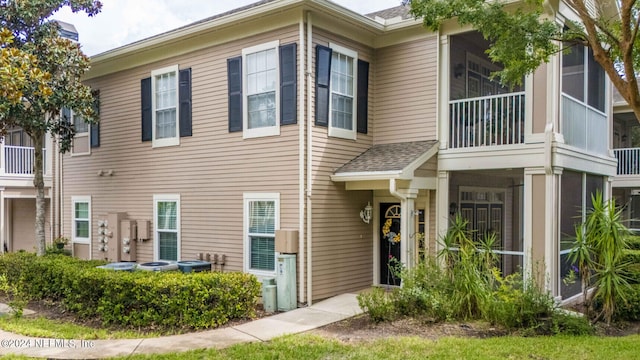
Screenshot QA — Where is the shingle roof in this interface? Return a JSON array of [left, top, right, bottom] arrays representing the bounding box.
[[334, 140, 438, 174], [365, 5, 412, 21]]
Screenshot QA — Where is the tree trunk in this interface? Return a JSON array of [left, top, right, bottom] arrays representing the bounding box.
[[32, 133, 46, 256]]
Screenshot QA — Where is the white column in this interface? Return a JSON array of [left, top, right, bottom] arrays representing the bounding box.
[[0, 188, 5, 253], [400, 190, 419, 269], [439, 35, 450, 150], [436, 171, 450, 254]]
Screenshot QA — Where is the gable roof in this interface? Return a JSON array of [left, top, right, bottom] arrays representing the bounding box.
[[365, 5, 412, 21], [332, 140, 438, 181]]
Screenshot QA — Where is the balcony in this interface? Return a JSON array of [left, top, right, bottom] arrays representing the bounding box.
[[1, 145, 47, 176], [614, 148, 640, 176], [449, 92, 525, 149], [561, 94, 608, 156]]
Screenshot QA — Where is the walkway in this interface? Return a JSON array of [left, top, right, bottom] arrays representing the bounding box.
[[0, 293, 362, 359]]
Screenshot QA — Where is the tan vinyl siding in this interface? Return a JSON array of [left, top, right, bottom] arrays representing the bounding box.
[[8, 198, 51, 252], [309, 29, 374, 300], [64, 26, 301, 269], [374, 36, 438, 144]]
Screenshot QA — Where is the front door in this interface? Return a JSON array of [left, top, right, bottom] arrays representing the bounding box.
[[380, 203, 401, 286]]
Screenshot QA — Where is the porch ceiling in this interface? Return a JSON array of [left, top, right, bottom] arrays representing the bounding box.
[[331, 140, 439, 182]]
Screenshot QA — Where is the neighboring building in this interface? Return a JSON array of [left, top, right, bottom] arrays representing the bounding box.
[[61, 0, 617, 303], [0, 21, 80, 253], [611, 85, 640, 231]]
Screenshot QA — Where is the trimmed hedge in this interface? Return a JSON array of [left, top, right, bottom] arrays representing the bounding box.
[[616, 284, 640, 321], [0, 253, 260, 329]]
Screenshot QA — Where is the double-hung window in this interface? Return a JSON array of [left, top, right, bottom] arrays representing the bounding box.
[[242, 41, 280, 138], [154, 194, 180, 261], [329, 43, 357, 140], [71, 111, 90, 155], [152, 65, 180, 147], [72, 196, 91, 245], [244, 193, 279, 276]]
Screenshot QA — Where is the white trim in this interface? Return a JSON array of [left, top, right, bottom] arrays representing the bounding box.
[[151, 65, 180, 148], [153, 194, 181, 261], [242, 40, 281, 139], [71, 196, 91, 245], [243, 192, 280, 278], [328, 42, 357, 140]]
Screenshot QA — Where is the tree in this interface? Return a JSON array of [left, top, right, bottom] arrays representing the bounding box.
[[0, 0, 101, 255], [405, 0, 640, 122]]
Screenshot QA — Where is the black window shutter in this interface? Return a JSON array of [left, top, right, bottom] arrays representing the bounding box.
[[179, 68, 192, 137], [61, 107, 71, 123], [315, 45, 332, 127], [141, 77, 152, 142], [357, 60, 369, 134], [280, 43, 297, 125], [227, 57, 243, 132], [90, 90, 100, 147]]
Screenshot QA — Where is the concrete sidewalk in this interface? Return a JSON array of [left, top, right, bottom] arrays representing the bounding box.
[[0, 293, 363, 359]]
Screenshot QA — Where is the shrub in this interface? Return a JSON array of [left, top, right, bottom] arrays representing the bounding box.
[[0, 253, 261, 330], [626, 236, 640, 251], [615, 283, 640, 321], [357, 287, 397, 323]]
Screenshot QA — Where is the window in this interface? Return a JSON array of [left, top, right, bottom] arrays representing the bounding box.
[[73, 112, 89, 134], [72, 196, 91, 244], [314, 44, 368, 137], [154, 194, 180, 261], [151, 65, 180, 147], [71, 110, 90, 155], [244, 193, 279, 276], [242, 41, 280, 138], [328, 43, 357, 139]]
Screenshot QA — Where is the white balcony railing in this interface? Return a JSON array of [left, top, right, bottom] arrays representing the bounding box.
[[614, 148, 640, 175], [2, 145, 46, 175], [561, 94, 608, 156], [449, 92, 525, 149]]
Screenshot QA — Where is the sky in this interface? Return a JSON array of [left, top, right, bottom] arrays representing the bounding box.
[[52, 0, 404, 56]]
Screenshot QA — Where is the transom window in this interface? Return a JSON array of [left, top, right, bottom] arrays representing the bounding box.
[[72, 196, 91, 244], [154, 194, 180, 261], [242, 41, 280, 138], [151, 65, 179, 147], [328, 43, 357, 140], [244, 193, 279, 276]]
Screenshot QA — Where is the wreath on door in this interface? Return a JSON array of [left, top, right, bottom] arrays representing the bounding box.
[[382, 205, 401, 244]]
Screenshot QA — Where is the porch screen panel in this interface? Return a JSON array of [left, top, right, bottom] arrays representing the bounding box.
[[560, 170, 584, 298]]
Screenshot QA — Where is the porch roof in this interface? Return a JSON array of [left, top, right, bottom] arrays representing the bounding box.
[[331, 140, 438, 182]]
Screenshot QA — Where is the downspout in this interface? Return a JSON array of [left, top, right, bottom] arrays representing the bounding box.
[[298, 13, 306, 304], [306, 11, 314, 305]]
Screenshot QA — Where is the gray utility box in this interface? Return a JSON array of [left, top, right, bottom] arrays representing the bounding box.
[[276, 254, 296, 311]]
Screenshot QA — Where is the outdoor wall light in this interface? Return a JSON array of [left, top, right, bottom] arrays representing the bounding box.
[[449, 202, 458, 216], [360, 202, 373, 224]]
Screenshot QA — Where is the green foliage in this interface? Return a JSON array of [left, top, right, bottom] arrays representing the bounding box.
[[615, 284, 640, 321], [0, 253, 261, 330], [357, 287, 397, 323], [568, 192, 632, 325], [0, 274, 27, 318], [1, 0, 102, 256], [626, 236, 640, 251]]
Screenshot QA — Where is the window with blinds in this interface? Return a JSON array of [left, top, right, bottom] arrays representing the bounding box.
[[244, 193, 279, 275], [154, 195, 180, 261]]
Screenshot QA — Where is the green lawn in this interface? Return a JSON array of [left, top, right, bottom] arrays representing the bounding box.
[[116, 333, 640, 360]]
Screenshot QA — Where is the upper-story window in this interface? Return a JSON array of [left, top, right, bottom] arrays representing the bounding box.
[[329, 43, 357, 140], [242, 41, 280, 138], [152, 65, 180, 147], [562, 45, 605, 113], [314, 44, 369, 138], [141, 67, 192, 146]]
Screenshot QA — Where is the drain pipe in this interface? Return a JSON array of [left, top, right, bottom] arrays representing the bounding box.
[[297, 12, 306, 305], [306, 11, 314, 306]]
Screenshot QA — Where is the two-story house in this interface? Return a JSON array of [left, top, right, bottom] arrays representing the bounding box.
[[0, 21, 81, 253], [60, 0, 617, 304]]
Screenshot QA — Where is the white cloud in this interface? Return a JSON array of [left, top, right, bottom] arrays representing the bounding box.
[[52, 0, 402, 56]]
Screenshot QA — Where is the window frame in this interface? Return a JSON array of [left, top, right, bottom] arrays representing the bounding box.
[[153, 194, 181, 261], [71, 196, 91, 245], [71, 110, 91, 156], [328, 42, 358, 140], [243, 193, 280, 277], [151, 65, 180, 148], [242, 40, 280, 139]]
